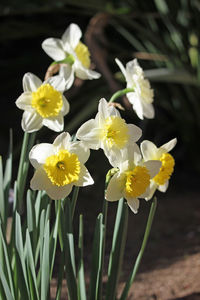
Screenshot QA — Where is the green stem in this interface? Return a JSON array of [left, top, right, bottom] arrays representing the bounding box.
[[119, 197, 157, 300], [51, 54, 75, 66], [71, 186, 79, 220], [16, 132, 36, 212], [109, 88, 134, 103], [16, 132, 29, 211]]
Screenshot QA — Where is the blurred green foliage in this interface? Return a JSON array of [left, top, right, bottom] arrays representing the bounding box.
[[1, 0, 200, 172]]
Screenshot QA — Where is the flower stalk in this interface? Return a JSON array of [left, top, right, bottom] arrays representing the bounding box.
[[109, 88, 134, 103]]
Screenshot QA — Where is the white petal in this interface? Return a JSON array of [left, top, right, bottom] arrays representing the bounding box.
[[21, 111, 43, 132], [30, 168, 52, 191], [61, 95, 70, 116], [76, 119, 101, 150], [158, 180, 169, 192], [143, 160, 161, 178], [97, 98, 109, 124], [74, 164, 94, 187], [59, 65, 74, 90], [140, 140, 158, 161], [161, 138, 177, 153], [103, 146, 122, 168], [15, 92, 33, 111], [127, 93, 144, 120], [42, 115, 64, 132], [75, 64, 101, 80], [120, 143, 141, 167], [45, 75, 66, 92], [53, 132, 71, 150], [62, 23, 82, 49], [142, 102, 155, 119], [127, 124, 142, 143], [127, 198, 140, 214], [23, 73, 42, 92], [145, 181, 158, 201], [115, 58, 127, 80], [42, 38, 66, 61], [46, 183, 73, 200], [31, 167, 73, 200], [105, 173, 123, 202], [29, 143, 55, 168], [69, 141, 90, 164]]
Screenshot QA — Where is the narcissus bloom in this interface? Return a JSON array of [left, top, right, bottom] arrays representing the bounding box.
[[29, 132, 94, 200], [141, 138, 177, 200], [105, 144, 161, 213], [42, 23, 101, 89], [115, 58, 154, 120], [16, 73, 69, 132], [76, 98, 142, 164]]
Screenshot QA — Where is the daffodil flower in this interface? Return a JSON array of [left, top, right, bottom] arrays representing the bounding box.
[[105, 144, 161, 213], [42, 23, 101, 89], [115, 58, 154, 120], [76, 98, 142, 164], [29, 132, 94, 200], [15, 73, 70, 132], [140, 138, 177, 200]]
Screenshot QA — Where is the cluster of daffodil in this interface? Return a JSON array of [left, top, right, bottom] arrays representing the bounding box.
[[7, 22, 177, 300], [15, 23, 176, 214]]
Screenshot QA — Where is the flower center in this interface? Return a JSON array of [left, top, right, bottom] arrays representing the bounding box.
[[125, 166, 150, 198], [31, 84, 63, 118], [75, 41, 91, 68], [43, 150, 81, 186], [153, 153, 175, 185], [101, 116, 129, 149]]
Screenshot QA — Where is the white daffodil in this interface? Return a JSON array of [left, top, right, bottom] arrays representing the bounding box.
[[105, 144, 161, 213], [141, 138, 177, 200], [29, 132, 94, 200], [42, 23, 101, 89], [115, 58, 154, 120], [76, 98, 142, 164], [16, 73, 70, 133]]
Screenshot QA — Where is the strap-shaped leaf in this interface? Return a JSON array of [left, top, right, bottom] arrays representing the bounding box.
[[15, 212, 30, 299], [3, 129, 13, 222], [0, 263, 14, 300], [77, 215, 86, 300], [63, 199, 78, 300], [89, 213, 104, 300], [105, 199, 128, 300], [0, 156, 5, 225], [0, 222, 15, 298], [41, 220, 50, 300], [25, 229, 39, 300]]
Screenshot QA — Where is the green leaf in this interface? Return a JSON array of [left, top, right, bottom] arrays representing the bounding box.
[[3, 129, 13, 220], [63, 199, 78, 300], [144, 68, 200, 86], [35, 191, 42, 228], [70, 186, 79, 219], [0, 222, 15, 298], [15, 212, 30, 299], [77, 215, 86, 300], [0, 263, 14, 300], [105, 199, 128, 300], [41, 220, 50, 300], [25, 229, 39, 300], [0, 156, 5, 225], [49, 200, 61, 279], [89, 213, 104, 300]]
